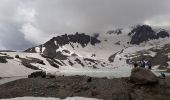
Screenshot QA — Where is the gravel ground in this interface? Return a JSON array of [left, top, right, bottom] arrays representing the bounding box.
[[0, 76, 170, 100]]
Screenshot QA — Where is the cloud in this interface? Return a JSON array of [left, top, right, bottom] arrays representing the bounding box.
[[32, 0, 170, 33], [0, 0, 170, 50], [144, 14, 170, 27], [0, 0, 35, 50], [20, 23, 48, 44]]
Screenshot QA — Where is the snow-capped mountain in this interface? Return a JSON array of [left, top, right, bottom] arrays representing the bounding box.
[[1, 25, 170, 78]]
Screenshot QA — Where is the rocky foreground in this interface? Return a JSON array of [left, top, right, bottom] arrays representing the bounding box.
[[0, 68, 170, 100]]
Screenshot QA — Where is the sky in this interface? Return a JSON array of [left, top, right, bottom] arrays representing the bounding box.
[[0, 0, 170, 50]]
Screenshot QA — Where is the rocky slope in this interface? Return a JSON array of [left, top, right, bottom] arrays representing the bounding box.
[[0, 74, 170, 100]]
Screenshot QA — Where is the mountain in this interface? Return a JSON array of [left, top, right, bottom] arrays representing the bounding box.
[[0, 25, 170, 78], [25, 33, 101, 58]]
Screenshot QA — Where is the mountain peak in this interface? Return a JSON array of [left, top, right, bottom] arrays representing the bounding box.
[[129, 25, 169, 44]]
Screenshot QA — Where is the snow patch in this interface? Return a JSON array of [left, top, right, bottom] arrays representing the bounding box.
[[0, 59, 35, 77], [42, 47, 46, 53], [54, 41, 57, 45], [35, 47, 40, 53]]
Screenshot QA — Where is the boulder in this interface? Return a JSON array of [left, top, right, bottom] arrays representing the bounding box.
[[46, 72, 56, 79], [130, 67, 158, 84], [28, 71, 46, 78], [0, 58, 7, 63], [157, 30, 169, 38]]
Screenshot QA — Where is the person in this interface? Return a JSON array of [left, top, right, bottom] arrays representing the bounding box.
[[134, 62, 138, 68], [160, 72, 166, 79], [138, 61, 142, 67], [140, 60, 145, 68], [144, 60, 148, 67], [147, 60, 152, 70]]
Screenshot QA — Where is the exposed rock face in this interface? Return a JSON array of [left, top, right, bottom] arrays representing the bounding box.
[[46, 58, 60, 68], [157, 30, 170, 38], [53, 32, 101, 47], [108, 52, 119, 62], [129, 25, 156, 44], [130, 67, 158, 84], [107, 28, 122, 35], [24, 47, 36, 53], [15, 57, 45, 70], [129, 25, 169, 44]]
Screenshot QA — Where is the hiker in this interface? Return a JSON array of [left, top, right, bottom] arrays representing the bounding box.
[[160, 72, 166, 79], [134, 62, 138, 68], [143, 60, 147, 68], [140, 61, 145, 68], [138, 61, 142, 67], [144, 60, 148, 66], [147, 60, 152, 70]]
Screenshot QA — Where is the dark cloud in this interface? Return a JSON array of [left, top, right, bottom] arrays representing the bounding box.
[[0, 0, 170, 50]]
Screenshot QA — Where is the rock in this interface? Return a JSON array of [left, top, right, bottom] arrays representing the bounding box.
[[74, 89, 81, 93], [129, 25, 157, 44], [46, 73, 56, 79], [0, 58, 7, 63], [81, 85, 90, 91], [88, 90, 99, 96], [37, 60, 45, 65], [15, 55, 19, 58], [157, 30, 169, 38], [28, 71, 46, 78], [129, 25, 170, 45], [22, 62, 40, 70], [107, 28, 122, 35], [130, 68, 158, 84], [87, 77, 92, 82]]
